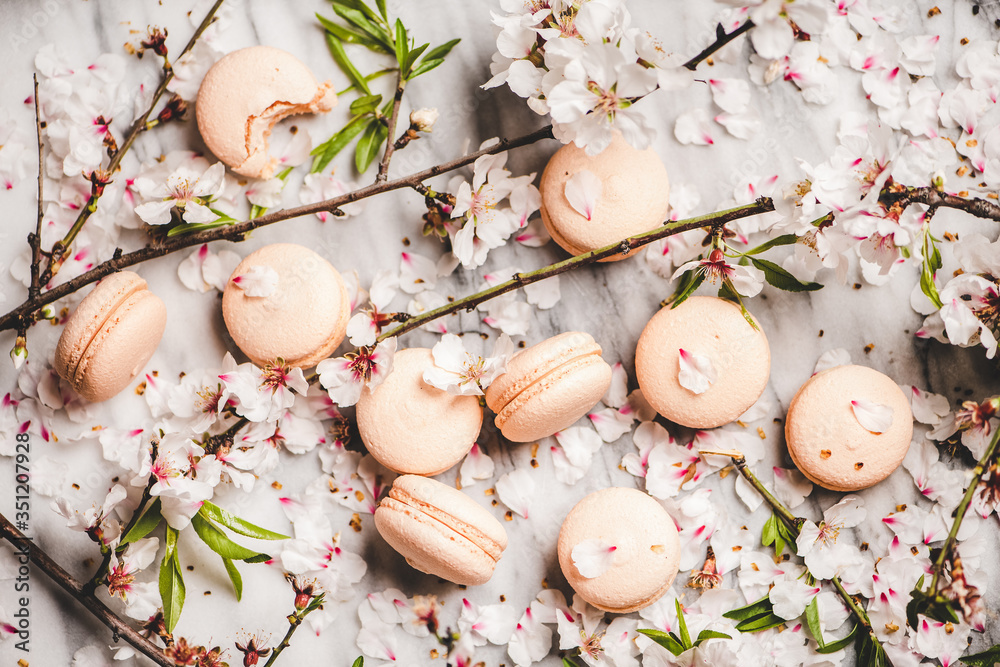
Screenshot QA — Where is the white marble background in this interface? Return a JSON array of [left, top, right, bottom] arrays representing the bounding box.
[[0, 0, 998, 665]]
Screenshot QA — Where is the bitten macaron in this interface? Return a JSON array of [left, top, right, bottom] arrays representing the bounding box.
[[485, 331, 612, 442], [375, 475, 508, 586], [222, 243, 349, 368], [54, 271, 167, 402], [539, 132, 670, 261], [635, 296, 770, 429], [196, 46, 336, 178], [357, 347, 483, 476], [785, 364, 913, 492], [558, 487, 680, 613]]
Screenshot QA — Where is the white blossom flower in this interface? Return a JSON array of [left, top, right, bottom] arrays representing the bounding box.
[[133, 162, 225, 225], [423, 333, 514, 396], [795, 495, 867, 579], [51, 484, 128, 548], [106, 537, 160, 620], [317, 339, 397, 407]]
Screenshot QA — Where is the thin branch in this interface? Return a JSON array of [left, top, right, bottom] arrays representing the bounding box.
[[28, 74, 44, 305], [0, 125, 556, 333], [683, 20, 755, 70], [37, 0, 226, 288], [928, 425, 1000, 596], [885, 185, 1000, 223], [0, 513, 173, 667], [261, 594, 326, 667], [376, 74, 406, 183], [378, 198, 776, 341]]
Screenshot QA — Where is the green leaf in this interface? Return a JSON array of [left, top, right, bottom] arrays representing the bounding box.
[[312, 114, 372, 173], [409, 57, 446, 79], [675, 599, 692, 649], [119, 498, 162, 547], [723, 595, 773, 622], [332, 0, 381, 24], [317, 14, 390, 53], [349, 93, 383, 116], [920, 228, 944, 309], [749, 256, 823, 292], [562, 658, 580, 667], [742, 233, 800, 256], [761, 513, 777, 548], [355, 118, 389, 173], [159, 527, 185, 633], [637, 629, 685, 657], [191, 513, 264, 561], [855, 631, 892, 667], [325, 33, 371, 95], [694, 629, 732, 645], [394, 19, 409, 70], [331, 4, 394, 52], [906, 582, 960, 629], [374, 0, 388, 21], [249, 166, 293, 219], [668, 270, 705, 308], [199, 501, 289, 541], [242, 553, 272, 564], [421, 38, 461, 63], [352, 658, 364, 667], [166, 218, 235, 237], [961, 644, 1000, 666], [222, 557, 243, 601], [805, 596, 824, 648], [735, 612, 787, 633], [815, 623, 857, 654], [402, 43, 429, 78]]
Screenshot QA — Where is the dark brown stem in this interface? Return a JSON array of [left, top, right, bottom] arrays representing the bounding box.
[[28, 74, 43, 305], [36, 0, 226, 288], [0, 125, 556, 333], [683, 20, 755, 70], [376, 74, 406, 183], [884, 186, 1000, 223], [0, 513, 174, 667], [378, 198, 776, 341]]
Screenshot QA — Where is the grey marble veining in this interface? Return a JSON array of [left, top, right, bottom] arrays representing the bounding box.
[[0, 1, 998, 665]]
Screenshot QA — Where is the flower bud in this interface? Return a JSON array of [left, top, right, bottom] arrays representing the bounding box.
[[11, 336, 27, 369], [410, 108, 439, 133]]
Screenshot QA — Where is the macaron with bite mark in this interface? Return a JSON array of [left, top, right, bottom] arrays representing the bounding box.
[[484, 331, 612, 443], [558, 487, 680, 614], [785, 364, 913, 492], [357, 347, 483, 476], [374, 475, 508, 586], [54, 271, 167, 403]]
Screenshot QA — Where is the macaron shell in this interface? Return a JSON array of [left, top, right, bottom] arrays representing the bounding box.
[[486, 331, 603, 415], [54, 271, 147, 382], [221, 244, 349, 368], [72, 291, 167, 403], [494, 355, 612, 443], [374, 475, 507, 586], [357, 348, 483, 475], [196, 46, 336, 178], [540, 132, 670, 262], [635, 296, 770, 429], [558, 487, 680, 613], [785, 365, 913, 492]]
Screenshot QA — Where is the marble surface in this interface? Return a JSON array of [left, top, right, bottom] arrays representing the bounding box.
[[0, 0, 998, 665]]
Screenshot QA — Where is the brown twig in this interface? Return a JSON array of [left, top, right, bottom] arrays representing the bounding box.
[[683, 20, 755, 70], [36, 0, 226, 288], [883, 186, 1000, 223], [0, 513, 174, 667], [260, 592, 326, 667], [376, 73, 406, 183], [28, 75, 44, 305], [378, 198, 776, 341], [0, 125, 556, 333]]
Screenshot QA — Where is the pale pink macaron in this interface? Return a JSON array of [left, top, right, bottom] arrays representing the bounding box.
[[785, 364, 913, 492], [558, 487, 680, 613], [357, 347, 483, 475], [375, 475, 508, 586], [196, 46, 336, 178], [222, 244, 349, 368], [540, 132, 670, 261], [54, 271, 166, 402], [485, 332, 612, 443], [636, 296, 770, 429]]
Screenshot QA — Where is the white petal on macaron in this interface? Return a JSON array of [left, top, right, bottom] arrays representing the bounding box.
[[851, 398, 894, 434], [232, 265, 279, 297], [813, 348, 851, 374], [564, 170, 602, 221], [571, 538, 618, 578], [677, 348, 717, 395], [495, 468, 534, 518]]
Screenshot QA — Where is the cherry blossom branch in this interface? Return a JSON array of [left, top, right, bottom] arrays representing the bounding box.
[[376, 74, 407, 183], [702, 450, 877, 637], [0, 513, 174, 667], [260, 591, 327, 667], [683, 19, 756, 70], [927, 425, 1000, 596], [34, 0, 226, 289], [0, 125, 556, 333], [377, 198, 776, 341], [29, 74, 44, 306], [882, 186, 1000, 223]]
